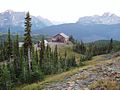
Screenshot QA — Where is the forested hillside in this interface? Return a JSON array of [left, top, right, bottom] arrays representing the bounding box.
[[0, 12, 120, 90]]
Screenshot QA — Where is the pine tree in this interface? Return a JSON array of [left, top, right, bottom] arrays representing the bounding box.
[[64, 50, 67, 71], [54, 45, 58, 61], [71, 55, 77, 67], [80, 40, 86, 54], [35, 50, 39, 64], [6, 28, 12, 61], [23, 12, 32, 74], [49, 51, 55, 74], [2, 41, 6, 61], [0, 64, 12, 90], [108, 38, 113, 53], [73, 40, 86, 54], [31, 58, 44, 82], [64, 50, 67, 59], [54, 45, 58, 73], [39, 37, 45, 67], [69, 35, 75, 44], [19, 57, 29, 83], [8, 63, 16, 84], [0, 40, 4, 61], [13, 34, 20, 77], [79, 55, 85, 66]]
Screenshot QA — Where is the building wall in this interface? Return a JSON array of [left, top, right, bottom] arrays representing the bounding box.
[[52, 34, 69, 43]]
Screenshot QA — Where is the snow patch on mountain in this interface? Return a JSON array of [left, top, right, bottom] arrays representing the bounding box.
[[77, 12, 120, 25]]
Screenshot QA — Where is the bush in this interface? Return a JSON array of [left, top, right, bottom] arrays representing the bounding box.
[[79, 55, 85, 66], [31, 69, 44, 83]]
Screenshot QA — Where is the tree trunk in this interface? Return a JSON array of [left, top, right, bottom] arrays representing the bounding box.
[[28, 48, 31, 73]]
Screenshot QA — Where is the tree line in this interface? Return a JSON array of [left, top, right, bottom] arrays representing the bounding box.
[[0, 12, 77, 89], [73, 38, 120, 62]]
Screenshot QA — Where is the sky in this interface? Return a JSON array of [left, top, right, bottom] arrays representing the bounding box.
[[0, 0, 120, 23]]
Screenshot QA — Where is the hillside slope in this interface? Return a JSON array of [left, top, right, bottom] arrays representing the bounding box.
[[38, 23, 120, 42], [15, 52, 120, 90]]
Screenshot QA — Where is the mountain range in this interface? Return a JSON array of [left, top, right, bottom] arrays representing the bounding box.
[[38, 12, 120, 42], [0, 10, 120, 42], [77, 12, 120, 25], [0, 10, 52, 34]]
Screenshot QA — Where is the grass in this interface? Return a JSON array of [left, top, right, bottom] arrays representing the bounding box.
[[50, 43, 80, 58], [14, 53, 117, 90], [15, 66, 90, 90], [57, 44, 80, 61], [89, 78, 120, 90], [14, 44, 120, 90]]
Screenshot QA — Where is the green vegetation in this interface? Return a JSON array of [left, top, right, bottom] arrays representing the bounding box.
[[0, 12, 78, 89], [15, 53, 117, 90], [0, 33, 45, 43], [73, 38, 120, 62], [0, 12, 120, 90]]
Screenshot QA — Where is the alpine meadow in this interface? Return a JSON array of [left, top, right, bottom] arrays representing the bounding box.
[[0, 0, 120, 90]]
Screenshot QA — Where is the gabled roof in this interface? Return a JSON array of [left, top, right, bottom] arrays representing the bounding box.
[[54, 33, 69, 38]]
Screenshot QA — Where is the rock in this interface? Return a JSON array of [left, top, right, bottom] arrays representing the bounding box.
[[43, 58, 120, 90], [84, 88, 89, 90]]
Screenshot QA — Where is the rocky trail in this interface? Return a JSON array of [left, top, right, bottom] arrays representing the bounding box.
[[43, 54, 120, 90]]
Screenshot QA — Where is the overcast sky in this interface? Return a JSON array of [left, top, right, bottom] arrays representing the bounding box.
[[0, 0, 120, 23]]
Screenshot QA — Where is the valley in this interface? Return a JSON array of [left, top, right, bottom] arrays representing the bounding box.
[[0, 9, 120, 90]]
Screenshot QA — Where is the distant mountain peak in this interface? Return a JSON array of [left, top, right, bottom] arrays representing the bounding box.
[[37, 16, 53, 26], [0, 10, 53, 32], [4, 10, 14, 14], [77, 12, 120, 25], [102, 12, 116, 17]]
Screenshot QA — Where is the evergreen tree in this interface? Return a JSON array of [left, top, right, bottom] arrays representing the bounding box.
[[0, 40, 4, 61], [108, 38, 113, 53], [54, 45, 58, 73], [13, 34, 20, 77], [49, 51, 55, 74], [71, 55, 77, 67], [80, 40, 86, 54], [73, 40, 86, 54], [0, 64, 12, 90], [6, 28, 12, 61], [64, 50, 67, 59], [39, 37, 45, 68], [19, 57, 29, 83], [69, 35, 75, 44], [79, 55, 85, 66], [23, 12, 32, 73], [8, 63, 16, 84], [31, 59, 44, 82], [35, 50, 39, 64], [42, 44, 52, 74], [2, 42, 6, 61]]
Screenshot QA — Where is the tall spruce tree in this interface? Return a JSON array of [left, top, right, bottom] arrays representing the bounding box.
[[23, 12, 32, 74], [54, 45, 58, 73], [1, 64, 12, 89], [108, 38, 113, 53], [40, 37, 45, 67], [6, 28, 12, 61], [80, 40, 86, 54], [0, 40, 4, 61], [13, 34, 20, 77]]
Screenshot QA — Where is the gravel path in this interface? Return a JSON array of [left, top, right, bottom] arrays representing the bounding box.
[[43, 56, 120, 90]]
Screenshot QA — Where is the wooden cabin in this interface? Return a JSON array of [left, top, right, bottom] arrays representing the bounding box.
[[52, 33, 69, 43]]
